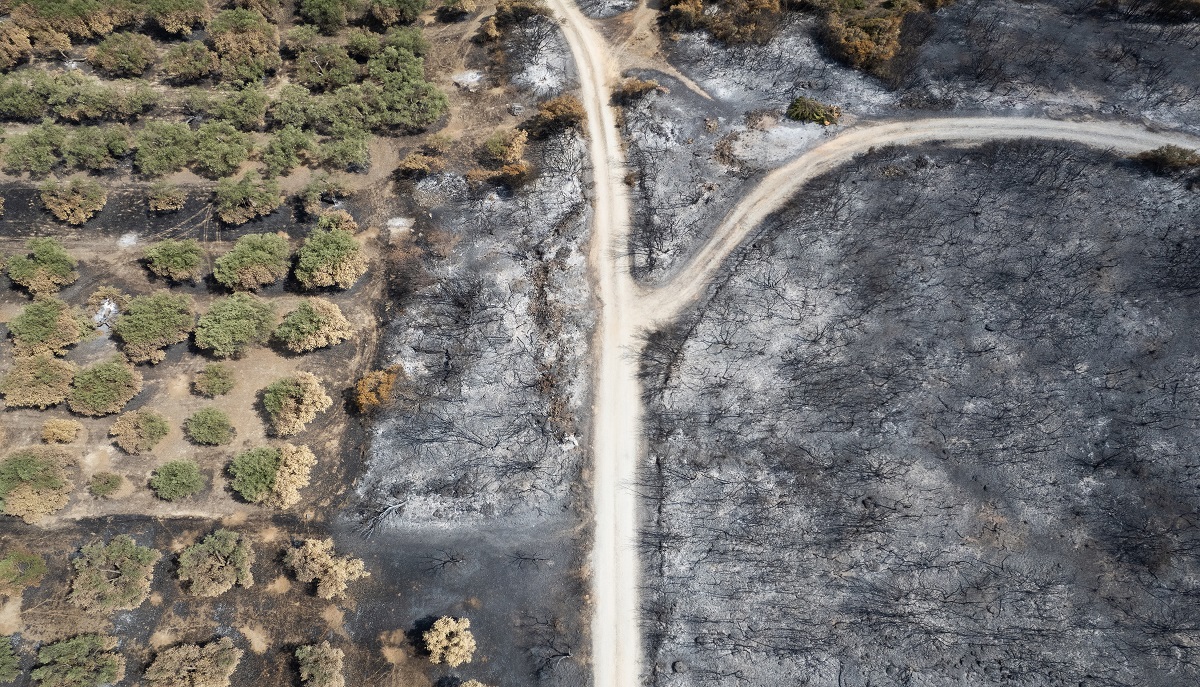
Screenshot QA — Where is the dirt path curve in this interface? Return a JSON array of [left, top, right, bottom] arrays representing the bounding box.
[[544, 3, 1200, 687]]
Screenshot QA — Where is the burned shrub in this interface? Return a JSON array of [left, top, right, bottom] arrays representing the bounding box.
[[1136, 145, 1200, 174], [273, 298, 351, 353], [613, 77, 660, 105], [193, 363, 235, 397], [423, 616, 476, 667], [262, 373, 332, 436], [8, 298, 89, 357], [112, 291, 196, 363], [39, 177, 108, 225], [0, 355, 76, 409], [162, 40, 218, 83], [527, 94, 585, 137], [0, 446, 72, 523], [6, 237, 77, 296], [295, 641, 344, 687], [41, 418, 82, 444], [69, 535, 160, 612], [207, 8, 282, 87], [109, 409, 170, 455], [283, 538, 368, 600], [352, 365, 405, 413], [144, 637, 243, 687], [177, 529, 255, 597]]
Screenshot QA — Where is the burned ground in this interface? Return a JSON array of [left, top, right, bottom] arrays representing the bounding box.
[[639, 141, 1200, 685]]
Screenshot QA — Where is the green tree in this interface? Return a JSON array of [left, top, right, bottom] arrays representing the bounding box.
[[8, 298, 89, 357], [370, 0, 427, 25], [207, 8, 282, 87], [299, 0, 353, 33], [184, 407, 234, 445], [194, 293, 275, 357], [67, 357, 142, 416], [213, 172, 282, 225], [112, 291, 196, 363], [69, 535, 160, 612], [262, 125, 315, 177], [0, 635, 18, 683], [295, 44, 358, 92], [262, 372, 331, 436], [177, 529, 254, 596], [150, 460, 205, 501], [6, 237, 77, 295], [0, 550, 47, 592], [39, 177, 108, 225], [4, 121, 65, 175], [86, 32, 156, 77], [161, 41, 218, 82], [214, 86, 268, 131], [135, 121, 194, 176], [213, 233, 290, 289], [62, 125, 130, 171], [345, 28, 382, 58], [30, 634, 125, 687], [0, 447, 71, 523], [192, 121, 253, 178], [296, 642, 344, 687], [143, 238, 205, 282], [227, 446, 280, 502], [318, 128, 370, 170], [274, 298, 351, 352], [147, 0, 212, 35], [295, 216, 367, 289]]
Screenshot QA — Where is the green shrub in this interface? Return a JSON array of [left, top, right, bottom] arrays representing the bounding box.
[[0, 637, 17, 683], [39, 177, 108, 224], [283, 24, 320, 54], [318, 128, 370, 170], [162, 40, 218, 82], [345, 28, 382, 58], [30, 634, 125, 687], [147, 0, 212, 35], [262, 125, 315, 177], [62, 125, 130, 171], [87, 472, 122, 498], [70, 535, 160, 611], [213, 233, 289, 290], [147, 182, 187, 212], [86, 32, 155, 77], [300, 0, 354, 33], [109, 409, 170, 454], [185, 407, 234, 445], [48, 71, 159, 122], [113, 291, 196, 363], [371, 0, 427, 25], [262, 372, 332, 436], [176, 529, 254, 596], [0, 549, 47, 592], [213, 172, 283, 225], [0, 446, 71, 523], [214, 86, 268, 131], [144, 637, 243, 686], [208, 8, 282, 87], [296, 641, 344, 687], [150, 460, 205, 501], [194, 363, 235, 396], [4, 121, 65, 175], [786, 96, 842, 125], [8, 298, 89, 357], [295, 220, 367, 289], [6, 237, 77, 295], [0, 355, 76, 409], [274, 298, 351, 352], [295, 44, 358, 91], [135, 121, 194, 176], [227, 446, 280, 502], [143, 238, 204, 281], [192, 121, 253, 178], [269, 83, 320, 129], [194, 293, 275, 357], [68, 358, 142, 416]]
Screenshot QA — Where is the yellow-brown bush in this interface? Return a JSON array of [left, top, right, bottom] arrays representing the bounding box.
[[423, 616, 476, 667], [41, 418, 82, 444], [283, 538, 368, 600]]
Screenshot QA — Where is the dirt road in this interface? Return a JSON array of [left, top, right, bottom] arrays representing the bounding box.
[[542, 3, 1200, 686]]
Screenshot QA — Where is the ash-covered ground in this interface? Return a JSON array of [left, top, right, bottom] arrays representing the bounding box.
[[618, 0, 1200, 283], [639, 142, 1200, 686]]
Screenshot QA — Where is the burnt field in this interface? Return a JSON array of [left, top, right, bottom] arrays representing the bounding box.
[[639, 141, 1200, 685]]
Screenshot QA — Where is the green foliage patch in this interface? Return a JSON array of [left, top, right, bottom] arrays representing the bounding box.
[[112, 291, 196, 363], [150, 460, 205, 501], [227, 446, 280, 503], [194, 293, 275, 358], [67, 358, 142, 416], [185, 407, 234, 445]]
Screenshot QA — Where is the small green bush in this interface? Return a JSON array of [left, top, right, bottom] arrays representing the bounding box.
[[68, 358, 143, 416], [30, 634, 125, 687], [135, 121, 194, 176], [208, 8, 283, 87], [112, 291, 196, 363], [296, 641, 344, 687], [345, 28, 382, 58], [295, 44, 357, 91], [150, 460, 205, 501], [177, 529, 254, 596], [39, 177, 108, 224], [371, 0, 428, 25], [213, 233, 290, 289], [318, 128, 370, 170], [194, 293, 276, 358], [161, 40, 218, 83], [274, 298, 351, 353], [6, 236, 77, 295], [213, 172, 283, 225], [62, 125, 130, 171], [185, 407, 234, 445], [262, 372, 332, 436], [0, 355, 76, 409], [300, 0, 353, 33], [8, 298, 89, 357], [786, 96, 842, 126], [228, 447, 280, 502], [144, 239, 204, 282], [295, 218, 367, 289], [88, 472, 122, 498], [109, 409, 170, 455], [86, 32, 156, 77], [0, 549, 47, 592], [194, 363, 235, 396], [70, 535, 160, 612]]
